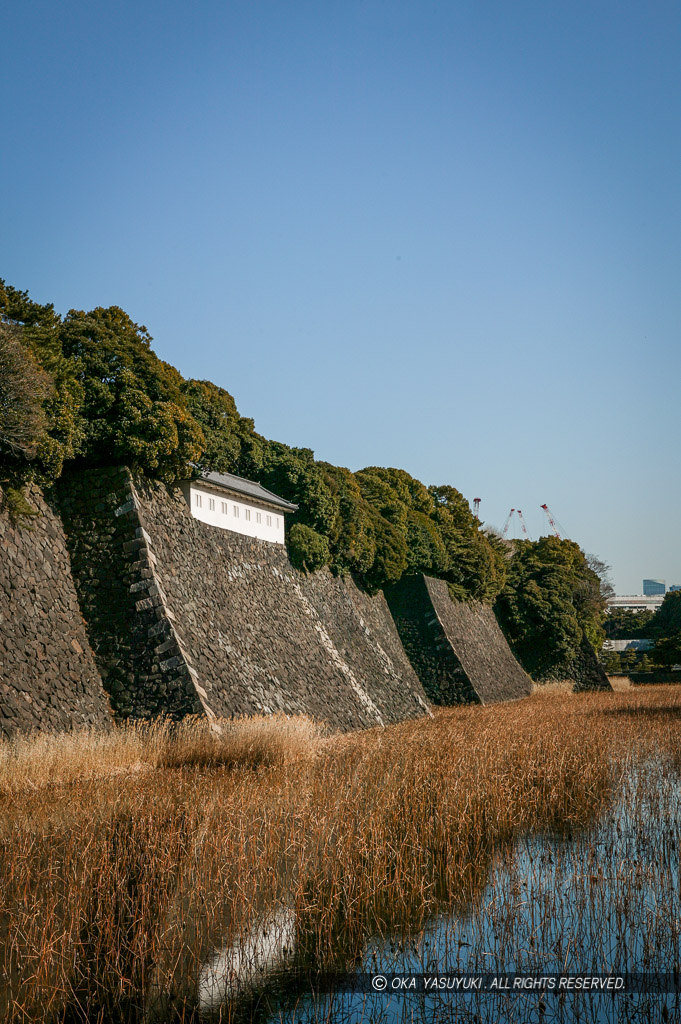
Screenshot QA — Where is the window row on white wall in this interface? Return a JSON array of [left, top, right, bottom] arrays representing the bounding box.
[[186, 484, 287, 544], [194, 492, 279, 528]]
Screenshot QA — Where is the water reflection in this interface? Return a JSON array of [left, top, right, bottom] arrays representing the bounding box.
[[199, 761, 681, 1023], [199, 909, 296, 1013]]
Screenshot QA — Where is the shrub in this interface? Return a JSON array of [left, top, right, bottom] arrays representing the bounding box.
[[287, 523, 331, 573], [1, 486, 40, 527]]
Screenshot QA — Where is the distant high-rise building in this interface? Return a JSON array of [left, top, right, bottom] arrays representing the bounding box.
[[643, 579, 666, 596], [670, 585, 681, 593]]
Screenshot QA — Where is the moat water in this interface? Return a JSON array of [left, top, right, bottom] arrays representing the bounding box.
[[201, 758, 681, 1024]]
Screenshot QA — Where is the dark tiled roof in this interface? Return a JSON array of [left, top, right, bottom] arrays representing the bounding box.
[[195, 470, 299, 512]]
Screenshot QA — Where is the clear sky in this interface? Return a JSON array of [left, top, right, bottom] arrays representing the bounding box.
[[2, 0, 679, 594]]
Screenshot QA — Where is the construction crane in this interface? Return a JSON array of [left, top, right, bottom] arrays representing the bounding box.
[[540, 503, 567, 539], [516, 509, 531, 540], [501, 508, 515, 538], [473, 497, 481, 520]]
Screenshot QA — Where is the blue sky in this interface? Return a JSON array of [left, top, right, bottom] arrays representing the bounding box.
[[2, 0, 679, 593]]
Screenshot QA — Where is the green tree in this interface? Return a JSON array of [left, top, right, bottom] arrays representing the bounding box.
[[495, 536, 605, 679], [287, 523, 331, 573], [651, 633, 681, 670], [59, 306, 204, 479], [352, 468, 505, 600], [604, 608, 654, 639], [241, 441, 338, 536], [321, 464, 377, 578], [364, 508, 409, 591], [647, 592, 681, 639], [0, 279, 84, 482], [0, 322, 51, 461], [602, 650, 623, 674], [619, 648, 639, 672], [181, 379, 244, 474]]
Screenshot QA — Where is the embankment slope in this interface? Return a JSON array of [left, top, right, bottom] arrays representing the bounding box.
[[0, 485, 111, 738]]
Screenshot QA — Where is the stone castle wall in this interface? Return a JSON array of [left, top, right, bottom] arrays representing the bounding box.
[[386, 575, 533, 705], [58, 467, 206, 721], [569, 632, 612, 692], [1, 466, 538, 738], [0, 484, 111, 738], [59, 469, 431, 731], [385, 575, 481, 705]]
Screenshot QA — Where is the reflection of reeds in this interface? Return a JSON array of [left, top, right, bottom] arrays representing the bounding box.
[[1, 688, 681, 1022]]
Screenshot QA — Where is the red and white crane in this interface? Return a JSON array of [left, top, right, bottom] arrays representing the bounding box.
[[540, 503, 567, 539], [516, 509, 531, 540], [501, 508, 515, 538], [501, 508, 532, 540]]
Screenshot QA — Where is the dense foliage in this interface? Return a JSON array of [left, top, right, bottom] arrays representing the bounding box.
[[604, 608, 654, 639], [58, 306, 205, 480], [645, 593, 681, 671], [495, 536, 607, 679], [0, 322, 51, 460], [603, 595, 681, 674], [0, 282, 81, 481], [287, 523, 331, 573], [647, 591, 681, 639], [1, 279, 606, 636], [650, 633, 681, 669]]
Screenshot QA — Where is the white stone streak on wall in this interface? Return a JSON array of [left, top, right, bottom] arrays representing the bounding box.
[[288, 577, 385, 727]]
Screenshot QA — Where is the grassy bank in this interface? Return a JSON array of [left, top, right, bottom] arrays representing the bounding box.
[[1, 687, 679, 1022]]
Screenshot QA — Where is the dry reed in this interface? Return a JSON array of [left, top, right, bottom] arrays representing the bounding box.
[[0, 686, 679, 1023], [0, 713, 321, 797], [607, 673, 633, 691], [157, 713, 323, 770]]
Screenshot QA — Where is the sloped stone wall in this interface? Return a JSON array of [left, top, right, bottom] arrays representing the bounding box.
[[386, 575, 533, 705], [0, 467, 537, 736], [59, 469, 430, 732], [58, 468, 207, 721], [570, 632, 612, 692], [133, 476, 430, 730], [385, 576, 480, 705], [0, 484, 111, 738]]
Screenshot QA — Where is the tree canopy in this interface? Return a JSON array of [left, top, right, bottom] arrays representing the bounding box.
[[0, 322, 51, 461], [494, 536, 606, 679], [604, 607, 655, 639], [647, 591, 681, 639], [0, 278, 603, 620]]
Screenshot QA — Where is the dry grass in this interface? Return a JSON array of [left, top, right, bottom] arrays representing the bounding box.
[[0, 687, 680, 1022], [530, 678, 576, 695], [0, 720, 154, 797], [158, 712, 324, 770], [0, 713, 322, 796], [607, 673, 633, 691]]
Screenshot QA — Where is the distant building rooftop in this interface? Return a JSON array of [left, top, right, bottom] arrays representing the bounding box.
[[602, 639, 654, 652], [607, 595, 665, 612], [194, 469, 299, 513]]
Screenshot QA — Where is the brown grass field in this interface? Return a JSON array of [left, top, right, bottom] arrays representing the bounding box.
[[1, 684, 680, 1023]]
